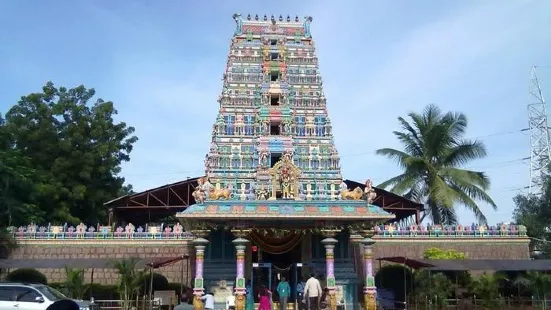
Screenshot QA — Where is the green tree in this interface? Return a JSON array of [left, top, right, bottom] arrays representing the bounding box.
[[0, 113, 42, 227], [423, 248, 466, 259], [63, 266, 85, 299], [413, 271, 453, 309], [111, 258, 144, 310], [470, 272, 505, 309], [513, 271, 551, 303], [2, 82, 138, 224], [513, 178, 551, 257], [376, 104, 496, 224]]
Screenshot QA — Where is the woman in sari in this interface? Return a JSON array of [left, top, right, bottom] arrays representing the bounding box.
[[246, 280, 254, 310], [258, 284, 272, 310]]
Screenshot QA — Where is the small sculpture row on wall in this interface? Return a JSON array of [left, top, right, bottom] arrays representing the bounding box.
[[8, 222, 527, 240], [9, 223, 193, 240], [375, 223, 527, 237]]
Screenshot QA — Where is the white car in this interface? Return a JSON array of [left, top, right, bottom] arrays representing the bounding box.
[[0, 283, 98, 310]]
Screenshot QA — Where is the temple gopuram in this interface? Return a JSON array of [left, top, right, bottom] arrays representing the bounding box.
[[4, 13, 530, 310], [176, 13, 395, 310]]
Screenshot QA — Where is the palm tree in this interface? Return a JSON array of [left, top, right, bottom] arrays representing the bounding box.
[[111, 258, 144, 310], [376, 104, 496, 224], [515, 271, 551, 306], [470, 272, 506, 309], [63, 266, 85, 299]]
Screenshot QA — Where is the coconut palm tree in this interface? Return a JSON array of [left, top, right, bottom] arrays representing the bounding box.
[[63, 266, 85, 299], [376, 104, 497, 224]]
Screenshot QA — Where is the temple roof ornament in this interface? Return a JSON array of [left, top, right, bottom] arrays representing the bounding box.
[[268, 156, 301, 200]]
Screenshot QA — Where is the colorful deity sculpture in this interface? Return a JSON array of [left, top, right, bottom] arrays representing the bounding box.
[[364, 179, 377, 204]]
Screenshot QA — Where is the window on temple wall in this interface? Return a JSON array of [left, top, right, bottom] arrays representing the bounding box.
[[270, 72, 280, 82], [270, 95, 279, 106], [270, 123, 280, 135], [270, 52, 279, 60], [270, 153, 281, 167], [270, 39, 277, 46], [232, 158, 240, 169]]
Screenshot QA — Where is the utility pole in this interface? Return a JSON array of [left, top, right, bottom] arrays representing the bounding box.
[[528, 66, 551, 195]]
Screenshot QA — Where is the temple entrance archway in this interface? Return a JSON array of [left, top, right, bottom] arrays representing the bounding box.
[[250, 230, 304, 303]]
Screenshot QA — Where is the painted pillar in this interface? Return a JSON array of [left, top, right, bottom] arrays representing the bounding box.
[[232, 237, 249, 310], [321, 237, 338, 310], [193, 237, 209, 310], [361, 237, 377, 310]]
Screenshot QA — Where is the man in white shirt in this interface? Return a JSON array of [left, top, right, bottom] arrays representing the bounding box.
[[201, 291, 215, 310], [304, 274, 322, 310]]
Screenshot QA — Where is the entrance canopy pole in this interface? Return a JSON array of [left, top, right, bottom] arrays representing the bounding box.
[[321, 236, 338, 310], [233, 237, 249, 310], [361, 236, 377, 310], [192, 236, 209, 310]]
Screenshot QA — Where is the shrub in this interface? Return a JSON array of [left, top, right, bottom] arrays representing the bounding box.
[[7, 268, 47, 284], [138, 272, 169, 294]]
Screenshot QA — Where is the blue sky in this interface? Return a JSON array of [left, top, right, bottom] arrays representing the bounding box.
[[1, 0, 550, 224]]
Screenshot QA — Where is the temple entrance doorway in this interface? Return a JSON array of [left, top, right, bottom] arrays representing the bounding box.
[[260, 240, 302, 303], [251, 262, 272, 303]]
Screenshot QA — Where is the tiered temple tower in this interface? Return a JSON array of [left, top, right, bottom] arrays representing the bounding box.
[[182, 14, 388, 310], [205, 14, 342, 200]]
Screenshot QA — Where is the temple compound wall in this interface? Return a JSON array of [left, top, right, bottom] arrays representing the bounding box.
[[7, 226, 529, 285]]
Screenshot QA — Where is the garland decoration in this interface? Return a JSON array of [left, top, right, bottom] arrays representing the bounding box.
[[249, 230, 303, 254]]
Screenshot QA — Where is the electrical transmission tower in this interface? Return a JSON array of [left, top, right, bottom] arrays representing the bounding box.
[[528, 66, 551, 195]]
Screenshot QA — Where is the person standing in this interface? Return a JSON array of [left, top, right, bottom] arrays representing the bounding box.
[[304, 274, 322, 310], [174, 296, 194, 310], [296, 278, 306, 310], [277, 277, 291, 310], [246, 280, 254, 310], [201, 291, 215, 310], [258, 284, 272, 310]]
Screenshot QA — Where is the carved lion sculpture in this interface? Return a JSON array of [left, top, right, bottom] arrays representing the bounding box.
[[340, 187, 363, 200], [193, 295, 204, 310], [235, 294, 246, 310], [364, 292, 376, 310], [208, 188, 232, 200]]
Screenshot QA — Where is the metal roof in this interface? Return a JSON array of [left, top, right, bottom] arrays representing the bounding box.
[[378, 257, 551, 271]]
